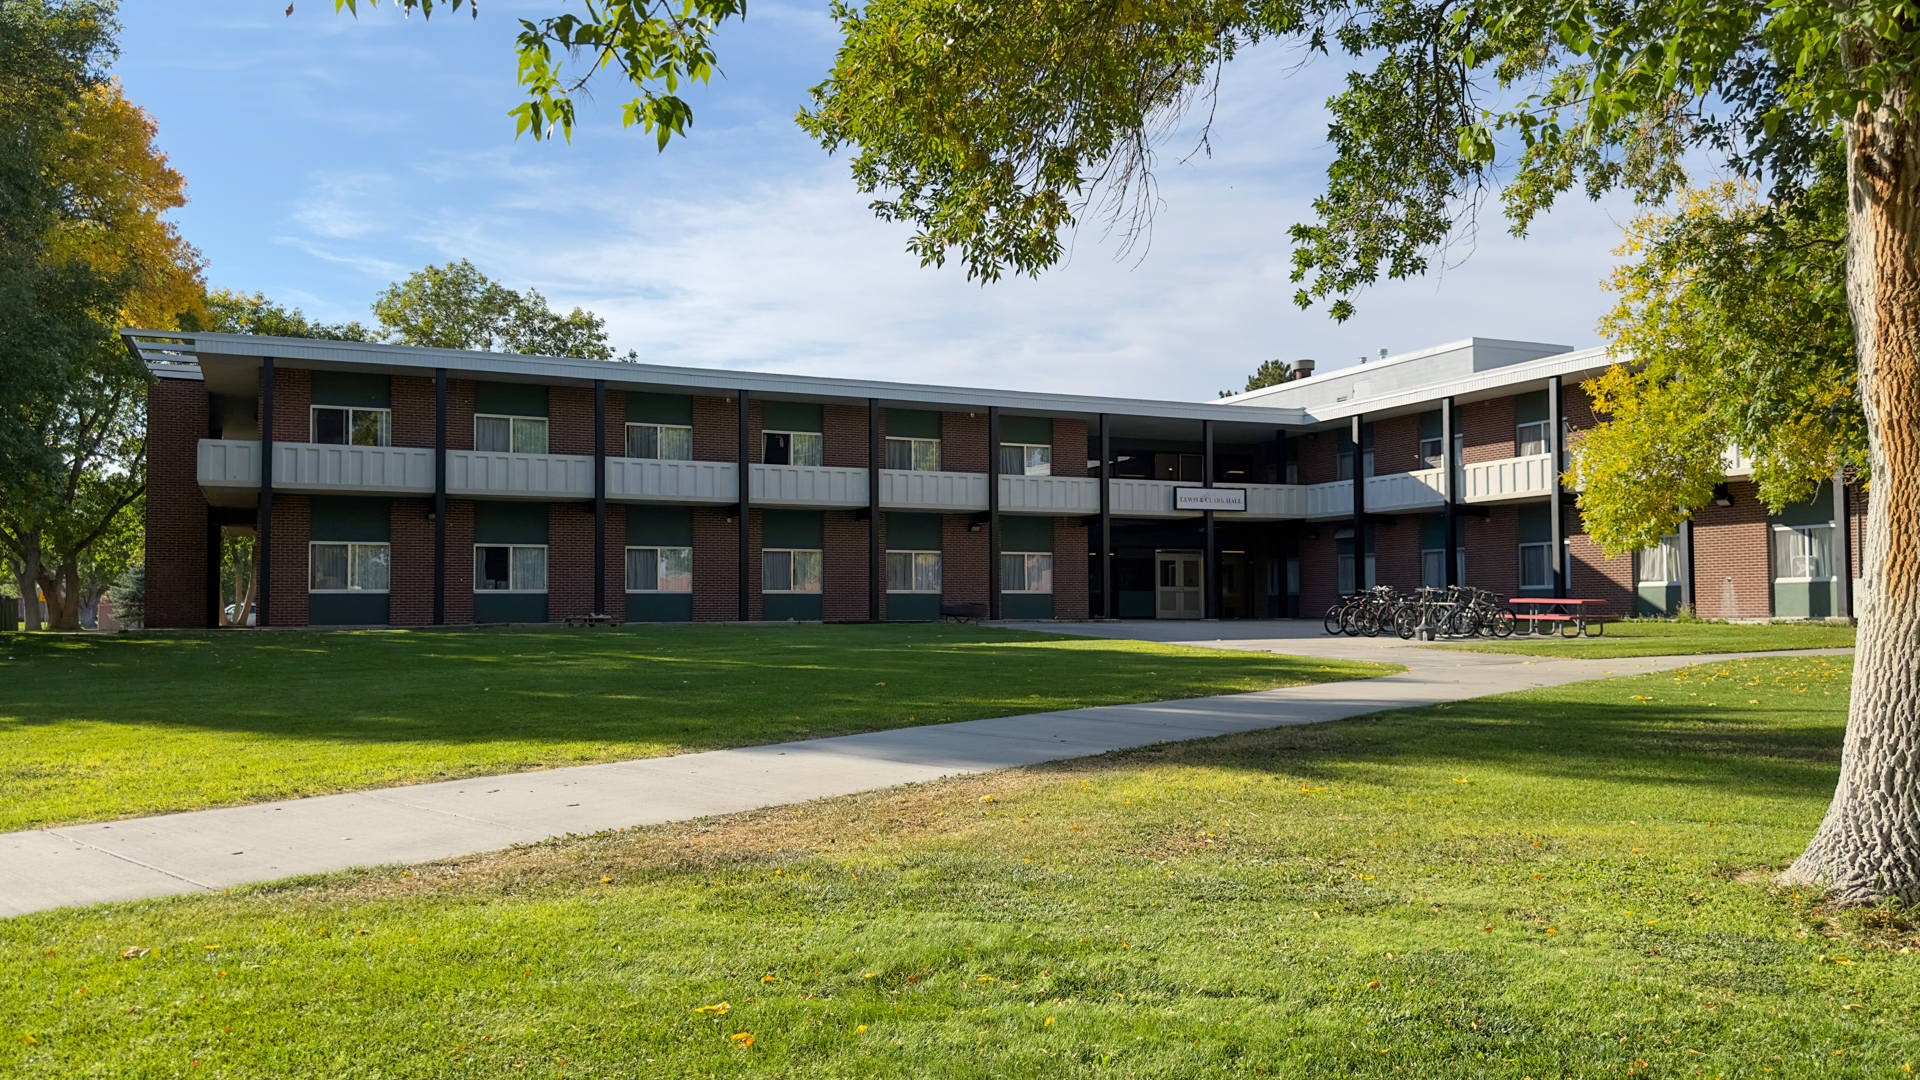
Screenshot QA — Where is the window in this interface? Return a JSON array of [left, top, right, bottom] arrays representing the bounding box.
[[1517, 420, 1550, 458], [625, 547, 692, 592], [1337, 555, 1376, 594], [1152, 453, 1203, 482], [311, 406, 390, 447], [1519, 542, 1552, 589], [763, 431, 823, 466], [475, 414, 549, 454], [886, 551, 942, 592], [999, 443, 1052, 476], [1285, 559, 1300, 596], [474, 545, 547, 592], [1421, 547, 1467, 588], [1001, 552, 1053, 593], [1420, 437, 1443, 470], [1284, 461, 1299, 485], [1772, 524, 1834, 581], [1637, 534, 1683, 584], [1337, 449, 1375, 480], [886, 437, 940, 471], [309, 542, 390, 592], [762, 549, 823, 592], [625, 423, 692, 460]]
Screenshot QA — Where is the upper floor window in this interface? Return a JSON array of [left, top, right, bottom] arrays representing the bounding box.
[[1337, 449, 1374, 481], [764, 430, 823, 466], [886, 437, 940, 471], [1516, 420, 1550, 458], [312, 406, 390, 447], [1151, 452, 1201, 482], [475, 414, 548, 454], [1772, 524, 1834, 581], [626, 423, 692, 460], [999, 443, 1052, 476], [1421, 433, 1464, 472]]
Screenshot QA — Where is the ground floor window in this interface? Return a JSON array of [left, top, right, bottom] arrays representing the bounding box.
[[1518, 542, 1551, 590], [1637, 534, 1683, 583], [886, 550, 941, 592], [626, 546, 692, 592], [1338, 554, 1375, 594], [309, 542, 390, 592], [1420, 547, 1467, 589], [1771, 524, 1834, 581], [475, 544, 547, 592], [1002, 552, 1053, 593], [763, 548, 823, 593]]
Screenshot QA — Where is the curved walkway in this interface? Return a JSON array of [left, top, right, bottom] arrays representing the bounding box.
[[0, 625, 1851, 917]]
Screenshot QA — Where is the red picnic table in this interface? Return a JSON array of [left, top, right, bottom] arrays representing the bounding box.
[[1508, 598, 1612, 637]]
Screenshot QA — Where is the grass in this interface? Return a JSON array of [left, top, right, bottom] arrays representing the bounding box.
[[1425, 617, 1856, 658], [0, 623, 1384, 832], [8, 653, 1909, 1077]]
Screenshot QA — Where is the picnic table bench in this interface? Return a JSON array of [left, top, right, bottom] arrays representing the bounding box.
[[1508, 598, 1616, 638], [563, 613, 623, 629]]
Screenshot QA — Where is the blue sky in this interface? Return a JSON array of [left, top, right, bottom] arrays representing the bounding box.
[[117, 1, 1638, 399]]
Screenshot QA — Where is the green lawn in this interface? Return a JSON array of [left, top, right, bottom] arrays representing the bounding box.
[[1425, 617, 1856, 658], [8, 653, 1906, 1077], [0, 624, 1383, 832]]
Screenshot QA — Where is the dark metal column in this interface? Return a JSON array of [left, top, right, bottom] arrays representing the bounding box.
[[1679, 517, 1695, 613], [206, 392, 223, 628], [593, 378, 607, 617], [1203, 418, 1218, 620], [1547, 374, 1565, 596], [869, 397, 882, 623], [1441, 396, 1459, 587], [257, 357, 275, 629], [738, 390, 752, 622], [987, 406, 1001, 620], [1350, 414, 1365, 592], [1834, 467, 1852, 619], [433, 368, 447, 625], [1098, 413, 1112, 618]]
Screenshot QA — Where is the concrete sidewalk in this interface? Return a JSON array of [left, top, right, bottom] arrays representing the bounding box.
[[0, 639, 1850, 917]]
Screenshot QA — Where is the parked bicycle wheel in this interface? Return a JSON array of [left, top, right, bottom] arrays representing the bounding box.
[[1490, 610, 1516, 638], [1395, 607, 1419, 639], [1324, 605, 1346, 636], [1357, 608, 1382, 637], [1341, 607, 1362, 636]]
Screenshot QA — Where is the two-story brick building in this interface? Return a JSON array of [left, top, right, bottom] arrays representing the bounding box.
[[133, 331, 1858, 628]]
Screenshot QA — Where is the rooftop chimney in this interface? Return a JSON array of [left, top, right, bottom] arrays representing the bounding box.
[[1291, 358, 1315, 380]]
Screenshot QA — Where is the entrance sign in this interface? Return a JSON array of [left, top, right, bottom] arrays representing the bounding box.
[[1175, 487, 1247, 512]]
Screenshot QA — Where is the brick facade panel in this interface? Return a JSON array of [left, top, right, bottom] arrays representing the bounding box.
[[390, 498, 434, 625], [549, 502, 595, 621], [392, 375, 435, 448], [549, 386, 594, 457], [269, 367, 311, 444], [1053, 519, 1089, 617], [1053, 419, 1088, 477], [943, 515, 988, 605], [1691, 480, 1772, 619], [1463, 398, 1517, 464], [444, 500, 476, 623], [942, 412, 989, 473], [447, 380, 476, 451], [145, 378, 212, 629], [824, 511, 873, 622], [693, 508, 742, 621], [824, 404, 871, 469], [1297, 431, 1340, 485], [1371, 415, 1422, 477], [267, 494, 310, 627]]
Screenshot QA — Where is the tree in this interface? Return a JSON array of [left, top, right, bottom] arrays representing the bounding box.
[[371, 259, 616, 359], [1223, 359, 1296, 398], [341, 0, 1920, 901], [184, 287, 373, 341], [1576, 153, 1862, 554]]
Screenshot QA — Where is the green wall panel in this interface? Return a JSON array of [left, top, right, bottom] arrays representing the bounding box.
[[310, 496, 391, 541], [1517, 502, 1553, 544], [887, 409, 941, 439], [1001, 415, 1053, 445], [886, 512, 942, 551], [763, 593, 822, 621], [1770, 482, 1835, 527], [1118, 591, 1156, 618], [763, 509, 823, 549], [474, 501, 549, 545], [628, 505, 694, 546], [627, 392, 693, 425], [309, 592, 389, 626], [1637, 583, 1682, 617], [474, 381, 548, 417], [1772, 581, 1831, 619], [762, 401, 822, 432], [1001, 515, 1053, 552], [627, 593, 693, 623], [474, 593, 547, 623], [1004, 593, 1054, 620], [887, 593, 941, 622], [1514, 389, 1550, 424], [311, 371, 390, 408]]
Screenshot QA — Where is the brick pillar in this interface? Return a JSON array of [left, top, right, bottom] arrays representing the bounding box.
[[548, 502, 594, 621], [389, 498, 434, 625], [145, 378, 211, 628], [444, 500, 476, 624], [943, 514, 989, 608], [692, 507, 740, 621], [269, 494, 310, 627], [825, 510, 871, 622], [1053, 518, 1088, 618]]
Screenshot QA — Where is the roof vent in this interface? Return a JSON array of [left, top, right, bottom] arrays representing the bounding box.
[[1291, 358, 1315, 380]]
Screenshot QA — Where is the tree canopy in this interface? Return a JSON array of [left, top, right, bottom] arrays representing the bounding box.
[[370, 259, 618, 359]]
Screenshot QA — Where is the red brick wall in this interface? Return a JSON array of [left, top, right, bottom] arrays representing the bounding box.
[[145, 377, 211, 629], [1691, 480, 1772, 619], [943, 514, 989, 605], [444, 500, 476, 623], [1568, 531, 1633, 615], [549, 386, 593, 456], [390, 497, 434, 625], [1371, 414, 1422, 477], [1372, 518, 1423, 593], [824, 404, 871, 468], [1462, 398, 1517, 464], [1465, 505, 1519, 595], [693, 396, 738, 462], [447, 380, 476, 452], [267, 494, 310, 627], [1563, 384, 1600, 432], [1298, 527, 1340, 613], [693, 507, 742, 621], [824, 510, 873, 621], [1297, 430, 1340, 484], [549, 502, 594, 621], [269, 367, 310, 444], [604, 505, 626, 622], [1053, 419, 1088, 477], [603, 388, 624, 458], [1053, 519, 1089, 617], [942, 412, 989, 473], [392, 376, 435, 448]]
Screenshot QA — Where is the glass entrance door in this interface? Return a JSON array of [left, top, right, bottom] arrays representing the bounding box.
[[1155, 551, 1204, 619]]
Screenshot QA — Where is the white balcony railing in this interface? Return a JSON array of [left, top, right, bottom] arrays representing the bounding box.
[[1107, 479, 1306, 519], [197, 439, 260, 489], [1305, 479, 1352, 520], [446, 450, 593, 500], [275, 442, 434, 495], [749, 463, 868, 508], [878, 469, 989, 513], [606, 457, 737, 504], [1244, 484, 1309, 519], [1461, 452, 1556, 504], [1000, 474, 1099, 516], [1365, 467, 1446, 514]]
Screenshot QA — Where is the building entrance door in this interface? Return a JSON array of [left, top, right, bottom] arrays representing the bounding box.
[[1155, 551, 1204, 619]]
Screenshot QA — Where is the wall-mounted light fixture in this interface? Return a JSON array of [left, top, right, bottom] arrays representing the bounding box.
[[1712, 483, 1733, 507]]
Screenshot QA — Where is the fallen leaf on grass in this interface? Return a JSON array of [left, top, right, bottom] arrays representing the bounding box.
[[119, 947, 150, 960], [694, 1002, 731, 1015]]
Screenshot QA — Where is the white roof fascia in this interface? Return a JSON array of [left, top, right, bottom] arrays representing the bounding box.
[[1218, 336, 1575, 406], [124, 330, 1312, 427], [1294, 345, 1622, 425]]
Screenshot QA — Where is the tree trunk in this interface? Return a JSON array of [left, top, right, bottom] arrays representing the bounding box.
[[38, 557, 82, 631], [1783, 98, 1920, 904], [14, 533, 43, 633]]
